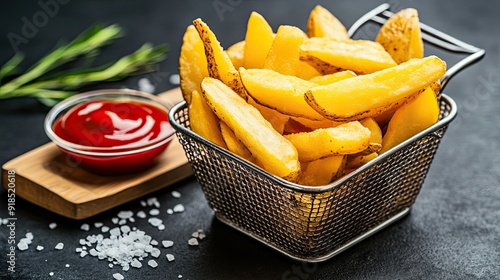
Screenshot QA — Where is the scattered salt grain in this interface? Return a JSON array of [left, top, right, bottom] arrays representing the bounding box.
[[138, 77, 156, 93], [55, 242, 64, 250], [128, 217, 135, 223], [167, 209, 173, 215], [169, 74, 180, 85], [146, 197, 158, 207], [158, 224, 165, 231], [150, 240, 158, 246], [198, 232, 206, 240], [149, 209, 160, 216], [140, 200, 147, 207], [148, 217, 163, 227], [131, 259, 142, 268], [137, 211, 146, 219], [17, 240, 29, 251], [162, 240, 174, 248], [173, 204, 185, 213], [2, 218, 8, 225], [49, 272, 54, 277], [94, 222, 103, 228], [118, 210, 134, 219], [109, 227, 121, 236], [171, 191, 181, 198], [192, 232, 199, 238], [120, 225, 131, 234], [75, 248, 82, 253], [112, 217, 119, 224], [80, 251, 88, 258], [178, 275, 183, 279], [188, 238, 199, 246], [65, 264, 70, 268], [37, 245, 44, 251], [113, 273, 124, 280], [80, 223, 90, 231], [148, 260, 158, 268], [166, 254, 175, 262], [101, 226, 110, 233], [118, 219, 127, 225], [151, 248, 161, 258], [49, 222, 57, 229], [109, 263, 113, 268]]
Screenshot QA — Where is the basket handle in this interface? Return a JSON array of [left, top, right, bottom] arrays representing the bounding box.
[[347, 3, 486, 92]]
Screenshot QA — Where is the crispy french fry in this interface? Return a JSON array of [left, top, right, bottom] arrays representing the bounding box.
[[189, 90, 226, 148], [376, 8, 424, 64], [179, 25, 209, 104], [358, 118, 382, 155], [244, 12, 275, 69], [308, 70, 356, 85], [298, 156, 345, 186], [201, 77, 300, 181], [240, 68, 324, 120], [247, 96, 289, 134], [264, 25, 321, 80], [305, 56, 446, 122], [219, 121, 256, 163], [307, 5, 349, 40], [380, 87, 439, 153], [193, 18, 247, 99], [346, 152, 378, 170], [300, 38, 397, 74], [284, 121, 371, 162], [226, 41, 245, 69]]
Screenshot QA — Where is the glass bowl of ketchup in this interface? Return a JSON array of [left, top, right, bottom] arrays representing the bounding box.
[[44, 89, 175, 175]]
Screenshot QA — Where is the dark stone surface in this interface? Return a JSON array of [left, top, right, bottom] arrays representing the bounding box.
[[1, 1, 499, 279]]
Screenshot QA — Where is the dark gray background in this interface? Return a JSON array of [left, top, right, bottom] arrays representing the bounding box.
[[1, 0, 499, 279]]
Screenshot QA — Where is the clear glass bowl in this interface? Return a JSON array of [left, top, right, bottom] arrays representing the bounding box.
[[45, 89, 175, 175]]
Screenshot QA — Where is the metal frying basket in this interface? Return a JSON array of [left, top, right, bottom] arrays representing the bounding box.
[[168, 3, 485, 262]]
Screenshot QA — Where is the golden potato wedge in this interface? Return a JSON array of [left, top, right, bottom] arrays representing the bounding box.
[[284, 121, 371, 162], [179, 25, 209, 104], [308, 70, 356, 85], [305, 56, 446, 122], [219, 121, 256, 163], [307, 5, 349, 40], [300, 38, 397, 74], [201, 77, 300, 181], [193, 18, 247, 99], [239, 68, 324, 120], [189, 90, 226, 148], [380, 87, 439, 153], [243, 11, 275, 69], [263, 25, 321, 80], [346, 152, 378, 170], [359, 118, 382, 155], [247, 96, 289, 134], [291, 116, 340, 130], [226, 41, 245, 69], [376, 8, 424, 64], [298, 156, 345, 186]]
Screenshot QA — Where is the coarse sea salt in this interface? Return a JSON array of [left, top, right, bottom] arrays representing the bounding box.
[[188, 238, 199, 246], [81, 223, 90, 231], [55, 242, 64, 250], [36, 245, 44, 251], [137, 211, 147, 219], [113, 273, 124, 280], [148, 217, 163, 227], [148, 260, 158, 268], [149, 209, 160, 216], [117, 210, 134, 219], [171, 191, 181, 198], [173, 204, 185, 213], [166, 254, 175, 262], [49, 222, 57, 229], [162, 240, 174, 248]]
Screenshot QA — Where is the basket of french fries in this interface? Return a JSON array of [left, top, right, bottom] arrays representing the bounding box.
[[169, 3, 484, 261]]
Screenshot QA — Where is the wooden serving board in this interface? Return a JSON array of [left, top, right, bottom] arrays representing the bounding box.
[[1, 88, 193, 220]]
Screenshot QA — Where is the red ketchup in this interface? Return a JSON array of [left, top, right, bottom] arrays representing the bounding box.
[[53, 100, 173, 175]]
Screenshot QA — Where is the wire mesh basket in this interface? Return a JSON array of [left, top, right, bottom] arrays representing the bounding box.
[[168, 3, 485, 262]]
